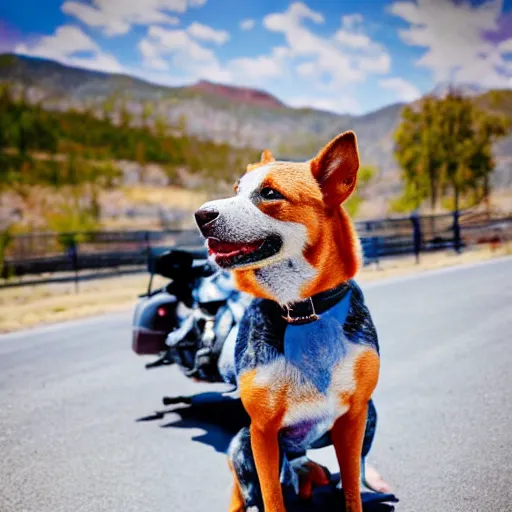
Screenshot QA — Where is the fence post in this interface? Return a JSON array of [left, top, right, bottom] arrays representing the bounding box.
[[410, 211, 422, 264], [453, 209, 462, 254], [367, 222, 380, 270], [68, 239, 79, 293], [373, 236, 380, 269]]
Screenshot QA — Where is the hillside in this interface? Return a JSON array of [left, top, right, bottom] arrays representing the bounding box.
[[0, 54, 404, 171], [0, 53, 511, 226]]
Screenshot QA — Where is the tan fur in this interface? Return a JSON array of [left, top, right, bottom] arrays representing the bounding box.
[[245, 148, 276, 173]]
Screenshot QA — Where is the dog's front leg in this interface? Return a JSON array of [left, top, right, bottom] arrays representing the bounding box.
[[250, 423, 286, 512], [332, 408, 367, 512]]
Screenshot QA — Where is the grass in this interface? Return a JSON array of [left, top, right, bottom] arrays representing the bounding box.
[[0, 244, 510, 334]]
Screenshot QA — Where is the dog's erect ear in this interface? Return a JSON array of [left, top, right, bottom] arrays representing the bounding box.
[[311, 131, 359, 208], [260, 149, 275, 165]]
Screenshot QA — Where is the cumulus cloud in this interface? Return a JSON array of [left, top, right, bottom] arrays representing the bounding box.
[[187, 22, 229, 44], [136, 2, 390, 111], [139, 21, 230, 72], [138, 38, 169, 70], [240, 19, 256, 31], [62, 0, 204, 36], [138, 24, 235, 84], [139, 23, 286, 85], [146, 25, 215, 62], [389, 0, 512, 88], [379, 77, 421, 102], [335, 15, 374, 49], [230, 55, 281, 79], [288, 95, 360, 115], [14, 25, 123, 73], [263, 2, 391, 89]]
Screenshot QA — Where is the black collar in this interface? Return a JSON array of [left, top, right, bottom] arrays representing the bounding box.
[[280, 281, 352, 325]]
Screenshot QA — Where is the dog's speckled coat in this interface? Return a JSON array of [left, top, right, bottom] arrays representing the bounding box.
[[195, 132, 382, 512]]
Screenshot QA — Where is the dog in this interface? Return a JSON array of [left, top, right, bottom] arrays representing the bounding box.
[[195, 131, 381, 512]]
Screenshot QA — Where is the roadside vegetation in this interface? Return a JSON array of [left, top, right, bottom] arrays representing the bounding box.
[[391, 89, 510, 214]]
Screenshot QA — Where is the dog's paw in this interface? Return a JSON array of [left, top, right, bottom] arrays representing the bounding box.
[[289, 456, 331, 500]]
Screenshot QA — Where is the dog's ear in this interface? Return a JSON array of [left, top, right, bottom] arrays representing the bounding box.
[[260, 149, 275, 165], [311, 131, 359, 208]]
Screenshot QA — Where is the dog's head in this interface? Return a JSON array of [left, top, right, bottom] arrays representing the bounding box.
[[195, 131, 362, 303]]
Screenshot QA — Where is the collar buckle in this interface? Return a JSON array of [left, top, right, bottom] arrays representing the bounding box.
[[282, 297, 320, 324]]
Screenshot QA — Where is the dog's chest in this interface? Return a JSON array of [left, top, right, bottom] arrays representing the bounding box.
[[247, 297, 365, 450], [251, 340, 366, 451]]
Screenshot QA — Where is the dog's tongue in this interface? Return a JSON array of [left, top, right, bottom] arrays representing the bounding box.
[[208, 238, 262, 256]]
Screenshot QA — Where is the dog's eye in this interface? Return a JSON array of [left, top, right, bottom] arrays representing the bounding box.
[[260, 187, 285, 200]]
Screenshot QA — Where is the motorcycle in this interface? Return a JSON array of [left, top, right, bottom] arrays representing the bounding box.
[[132, 246, 251, 387]]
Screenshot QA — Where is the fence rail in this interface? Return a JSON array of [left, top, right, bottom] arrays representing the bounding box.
[[2, 209, 511, 288]]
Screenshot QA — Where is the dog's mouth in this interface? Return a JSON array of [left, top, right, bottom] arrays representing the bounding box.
[[207, 235, 283, 269]]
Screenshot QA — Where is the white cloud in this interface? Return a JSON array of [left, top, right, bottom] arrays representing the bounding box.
[[139, 24, 285, 85], [296, 61, 317, 77], [240, 19, 255, 31], [62, 2, 129, 36], [62, 0, 204, 36], [148, 26, 214, 61], [187, 22, 229, 45], [194, 62, 233, 83], [265, 2, 325, 28], [139, 22, 230, 73], [135, 2, 390, 110], [288, 95, 360, 114], [389, 0, 512, 88], [379, 77, 421, 102], [230, 55, 281, 79], [272, 46, 293, 59], [335, 15, 373, 49], [263, 3, 390, 89], [499, 39, 512, 53], [14, 25, 123, 73], [335, 30, 372, 49], [138, 25, 234, 83], [334, 14, 391, 73], [138, 38, 169, 70]]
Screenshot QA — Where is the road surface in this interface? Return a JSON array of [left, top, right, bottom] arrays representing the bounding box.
[[1, 257, 511, 512]]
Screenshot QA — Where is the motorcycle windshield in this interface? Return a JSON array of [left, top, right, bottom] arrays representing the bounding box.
[[195, 271, 236, 303]]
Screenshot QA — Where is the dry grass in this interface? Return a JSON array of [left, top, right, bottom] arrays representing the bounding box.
[[0, 274, 168, 333], [122, 186, 209, 210], [0, 244, 509, 334]]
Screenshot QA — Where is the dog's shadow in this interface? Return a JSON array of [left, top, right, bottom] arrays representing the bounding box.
[[136, 392, 398, 511]]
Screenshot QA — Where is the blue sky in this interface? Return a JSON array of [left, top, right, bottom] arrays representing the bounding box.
[[2, 0, 512, 114]]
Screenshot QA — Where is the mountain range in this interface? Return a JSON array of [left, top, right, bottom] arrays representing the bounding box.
[[1, 53, 511, 194]]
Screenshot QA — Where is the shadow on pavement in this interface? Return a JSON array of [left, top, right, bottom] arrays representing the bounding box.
[[135, 392, 399, 511], [136, 391, 248, 453]]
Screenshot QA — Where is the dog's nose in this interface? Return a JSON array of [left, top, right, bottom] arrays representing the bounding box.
[[194, 208, 219, 229]]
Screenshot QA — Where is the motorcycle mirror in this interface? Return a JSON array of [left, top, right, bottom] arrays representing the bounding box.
[[153, 250, 195, 280]]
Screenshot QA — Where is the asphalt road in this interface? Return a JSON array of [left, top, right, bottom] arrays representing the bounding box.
[[1, 257, 511, 512]]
